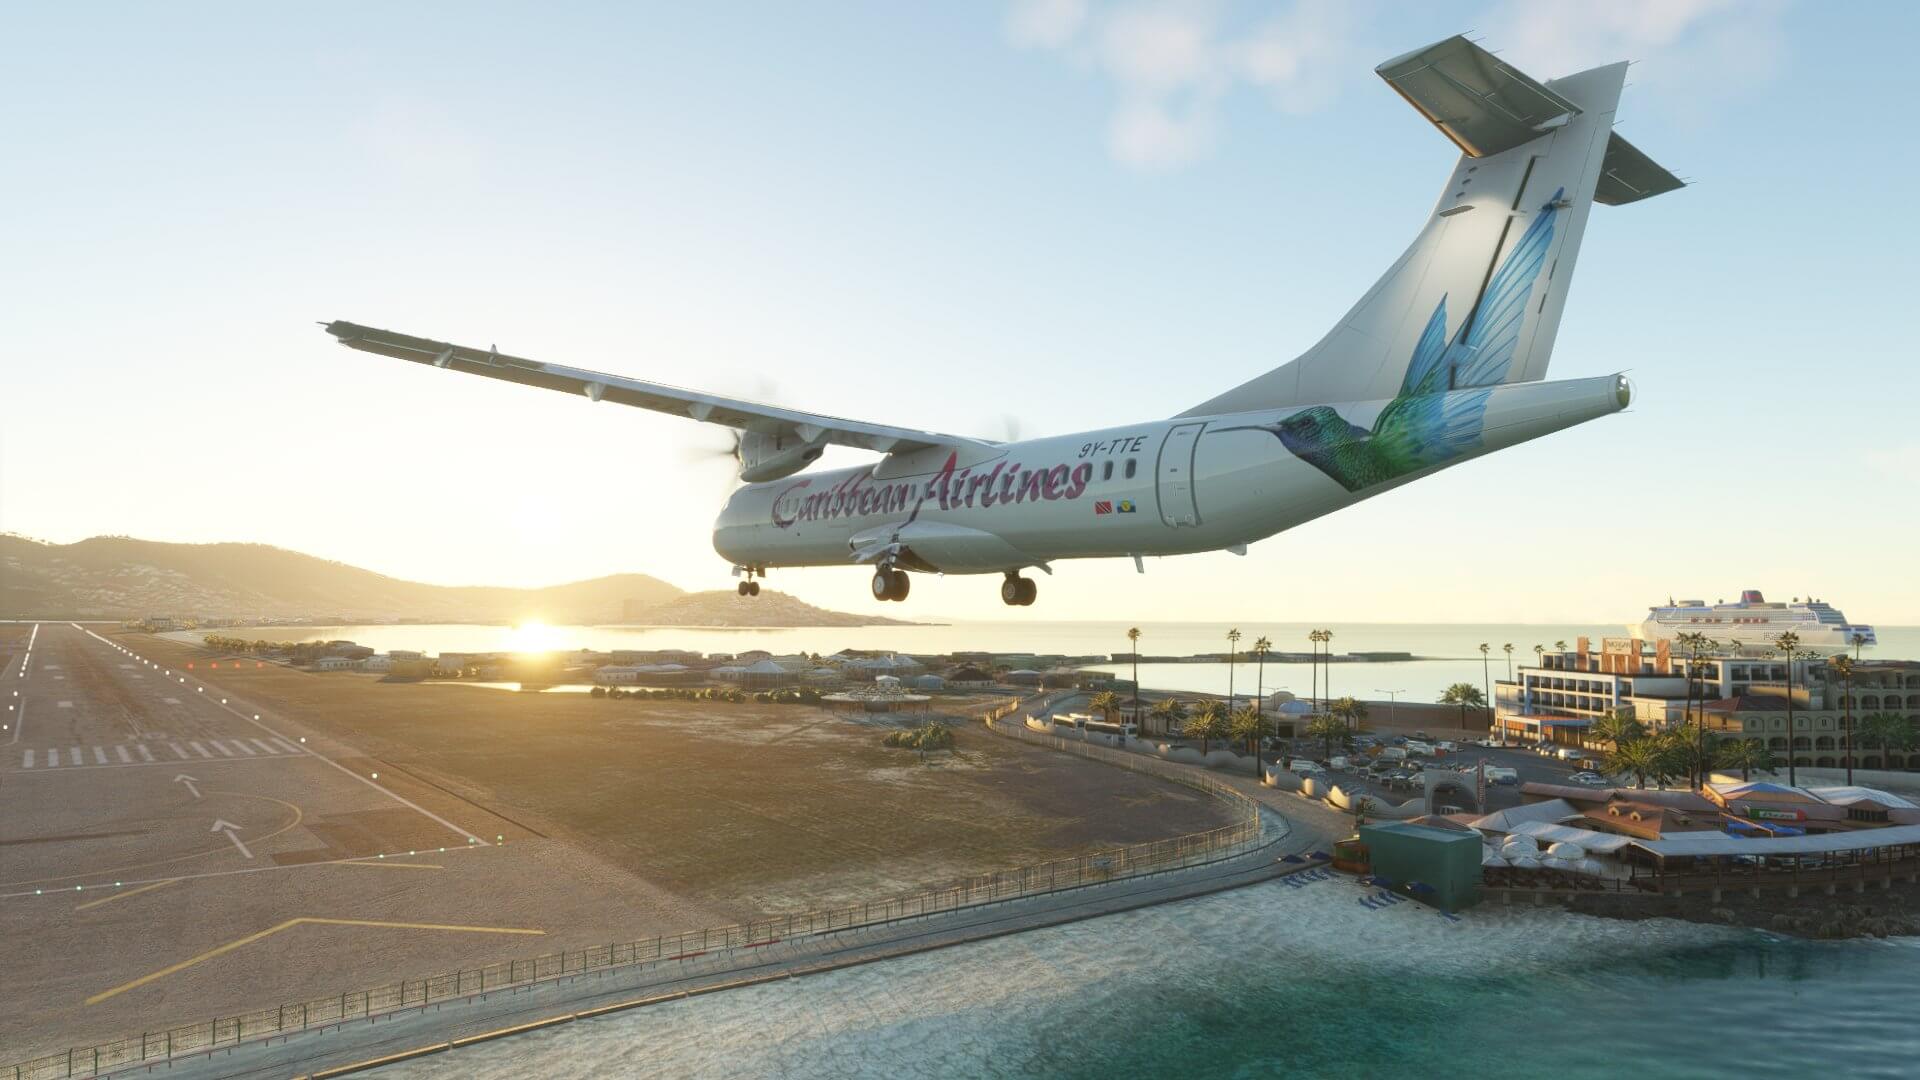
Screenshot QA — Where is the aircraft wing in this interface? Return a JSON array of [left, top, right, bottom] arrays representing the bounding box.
[[323, 321, 995, 455]]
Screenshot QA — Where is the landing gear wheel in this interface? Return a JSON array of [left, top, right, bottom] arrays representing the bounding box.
[[887, 569, 909, 601], [1001, 574, 1036, 607], [738, 580, 750, 597], [748, 580, 761, 596]]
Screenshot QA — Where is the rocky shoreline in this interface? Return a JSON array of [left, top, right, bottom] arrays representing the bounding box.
[[1554, 880, 1920, 939]]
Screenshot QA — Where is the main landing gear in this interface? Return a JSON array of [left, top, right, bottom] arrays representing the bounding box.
[[736, 567, 763, 597], [1001, 572, 1036, 607], [872, 567, 910, 602]]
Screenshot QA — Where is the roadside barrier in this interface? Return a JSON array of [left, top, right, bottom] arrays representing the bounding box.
[[7, 695, 1265, 1080]]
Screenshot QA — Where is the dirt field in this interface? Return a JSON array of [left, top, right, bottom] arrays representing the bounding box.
[[110, 635, 1234, 916]]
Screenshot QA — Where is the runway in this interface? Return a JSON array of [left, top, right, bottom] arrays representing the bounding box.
[[0, 623, 682, 1062]]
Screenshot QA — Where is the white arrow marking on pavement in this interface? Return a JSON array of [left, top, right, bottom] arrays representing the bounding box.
[[175, 774, 201, 799], [211, 819, 251, 859]]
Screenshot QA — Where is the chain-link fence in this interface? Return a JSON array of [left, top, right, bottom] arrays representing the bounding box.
[[8, 696, 1262, 1080]]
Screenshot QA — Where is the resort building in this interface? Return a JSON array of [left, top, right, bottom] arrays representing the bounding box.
[[1493, 640, 1918, 772]]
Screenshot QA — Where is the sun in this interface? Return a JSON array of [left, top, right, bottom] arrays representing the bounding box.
[[502, 619, 567, 654]]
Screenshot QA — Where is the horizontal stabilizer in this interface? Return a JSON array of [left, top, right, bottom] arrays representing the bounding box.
[[1594, 132, 1684, 205], [1377, 35, 1582, 158]]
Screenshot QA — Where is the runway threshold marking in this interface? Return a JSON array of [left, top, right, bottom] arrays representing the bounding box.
[[74, 878, 179, 912], [338, 860, 444, 870], [76, 627, 491, 847], [85, 917, 547, 1005]]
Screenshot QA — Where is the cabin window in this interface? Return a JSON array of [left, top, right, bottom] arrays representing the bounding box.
[[1124, 458, 1137, 479], [1102, 461, 1114, 481]]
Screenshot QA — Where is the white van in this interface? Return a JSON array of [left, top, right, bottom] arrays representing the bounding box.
[[1404, 741, 1434, 757], [1287, 759, 1325, 775]]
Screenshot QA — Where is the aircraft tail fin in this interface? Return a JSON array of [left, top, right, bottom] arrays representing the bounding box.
[[1181, 35, 1681, 418]]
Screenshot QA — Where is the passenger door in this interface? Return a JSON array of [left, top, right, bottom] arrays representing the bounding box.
[[1155, 422, 1204, 527]]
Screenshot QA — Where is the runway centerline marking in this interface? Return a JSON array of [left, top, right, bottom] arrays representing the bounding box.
[[85, 917, 546, 1005]]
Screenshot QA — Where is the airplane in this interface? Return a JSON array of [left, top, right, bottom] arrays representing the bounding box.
[[326, 34, 1680, 608]]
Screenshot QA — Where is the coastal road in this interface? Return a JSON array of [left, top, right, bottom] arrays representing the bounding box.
[[0, 623, 675, 1066]]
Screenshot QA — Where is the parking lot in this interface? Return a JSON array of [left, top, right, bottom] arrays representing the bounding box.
[[1275, 735, 1599, 815]]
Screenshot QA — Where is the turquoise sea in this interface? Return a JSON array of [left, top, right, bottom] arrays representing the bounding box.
[[378, 874, 1919, 1078]]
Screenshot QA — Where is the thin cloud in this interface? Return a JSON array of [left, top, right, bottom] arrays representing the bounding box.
[[1005, 0, 1788, 169]]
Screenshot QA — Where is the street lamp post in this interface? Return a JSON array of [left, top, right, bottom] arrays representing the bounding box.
[[1375, 688, 1404, 729], [1127, 627, 1141, 733]]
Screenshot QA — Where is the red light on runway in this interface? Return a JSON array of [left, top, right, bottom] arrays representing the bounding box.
[[256, 662, 264, 668], [187, 663, 194, 669]]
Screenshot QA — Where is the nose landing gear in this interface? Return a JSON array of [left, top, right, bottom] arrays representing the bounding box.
[[1000, 572, 1036, 607], [872, 567, 910, 602], [735, 567, 763, 597]]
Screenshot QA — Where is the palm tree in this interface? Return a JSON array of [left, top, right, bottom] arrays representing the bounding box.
[[1554, 639, 1568, 655], [1183, 700, 1226, 754], [1226, 628, 1242, 712], [1660, 722, 1715, 790], [1227, 704, 1270, 775], [1605, 738, 1670, 789], [1305, 713, 1347, 761], [1716, 737, 1778, 782], [1252, 636, 1272, 717], [1478, 643, 1492, 732], [1859, 711, 1917, 768], [1330, 695, 1368, 735], [1774, 632, 1801, 787], [1307, 629, 1323, 710], [1149, 696, 1186, 738], [1829, 655, 1855, 784], [1503, 642, 1514, 681], [1087, 689, 1120, 723], [1320, 629, 1335, 704], [1589, 707, 1646, 751], [1126, 627, 1142, 732], [1438, 682, 1485, 726]]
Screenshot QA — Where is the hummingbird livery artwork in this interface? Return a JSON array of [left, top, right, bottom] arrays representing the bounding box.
[[1224, 189, 1564, 493]]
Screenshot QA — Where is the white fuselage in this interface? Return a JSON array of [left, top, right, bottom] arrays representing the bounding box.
[[714, 374, 1630, 575]]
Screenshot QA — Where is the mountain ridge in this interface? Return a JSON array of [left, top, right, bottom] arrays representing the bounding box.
[[0, 534, 682, 624]]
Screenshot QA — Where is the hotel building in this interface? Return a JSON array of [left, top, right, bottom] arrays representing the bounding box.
[[1493, 638, 1919, 772]]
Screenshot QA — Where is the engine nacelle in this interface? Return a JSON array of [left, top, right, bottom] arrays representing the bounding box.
[[737, 429, 827, 483]]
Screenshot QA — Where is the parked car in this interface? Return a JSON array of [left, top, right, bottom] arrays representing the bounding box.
[[1567, 772, 1609, 786], [1287, 759, 1325, 775]]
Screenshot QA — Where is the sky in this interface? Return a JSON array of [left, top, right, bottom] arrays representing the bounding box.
[[3, 1, 1916, 624]]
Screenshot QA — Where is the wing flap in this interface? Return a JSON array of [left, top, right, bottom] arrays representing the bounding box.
[[324, 321, 991, 456]]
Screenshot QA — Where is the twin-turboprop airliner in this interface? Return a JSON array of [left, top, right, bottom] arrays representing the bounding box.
[[328, 35, 1681, 607]]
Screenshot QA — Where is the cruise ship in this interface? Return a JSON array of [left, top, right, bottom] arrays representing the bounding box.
[[1634, 590, 1876, 654]]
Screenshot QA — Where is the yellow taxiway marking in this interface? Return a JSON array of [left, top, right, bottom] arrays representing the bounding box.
[[74, 878, 179, 912], [87, 917, 546, 1005], [338, 860, 444, 870]]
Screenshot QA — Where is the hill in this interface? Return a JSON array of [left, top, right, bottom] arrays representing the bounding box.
[[620, 589, 919, 627], [0, 535, 681, 624]]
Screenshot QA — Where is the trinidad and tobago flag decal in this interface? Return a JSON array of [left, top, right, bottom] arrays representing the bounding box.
[[1093, 500, 1112, 515]]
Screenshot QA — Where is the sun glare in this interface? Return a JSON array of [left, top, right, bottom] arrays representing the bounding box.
[[502, 619, 567, 654]]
